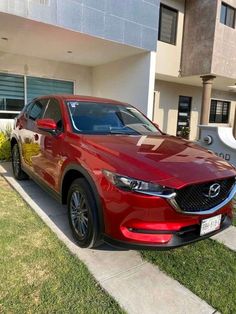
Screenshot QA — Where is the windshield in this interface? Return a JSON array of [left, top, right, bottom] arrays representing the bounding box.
[[66, 101, 161, 135]]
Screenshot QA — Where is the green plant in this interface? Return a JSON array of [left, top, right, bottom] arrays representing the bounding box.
[[0, 126, 12, 161], [180, 126, 190, 139], [4, 124, 13, 139]]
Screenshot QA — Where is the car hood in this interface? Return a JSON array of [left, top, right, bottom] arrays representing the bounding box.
[[81, 134, 236, 189]]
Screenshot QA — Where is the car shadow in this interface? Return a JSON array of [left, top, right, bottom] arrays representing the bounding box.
[[0, 162, 127, 252]]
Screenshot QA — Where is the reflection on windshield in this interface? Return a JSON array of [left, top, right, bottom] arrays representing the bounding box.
[[66, 101, 160, 136]]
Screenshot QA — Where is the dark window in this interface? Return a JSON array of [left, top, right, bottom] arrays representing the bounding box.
[[0, 98, 24, 111], [158, 4, 178, 45], [43, 98, 63, 130], [28, 99, 48, 121], [220, 2, 235, 28], [0, 112, 19, 119], [176, 96, 192, 137], [209, 99, 230, 123]]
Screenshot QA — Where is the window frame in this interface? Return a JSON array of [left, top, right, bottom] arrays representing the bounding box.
[[220, 2, 236, 29], [0, 73, 25, 118], [209, 99, 231, 124], [0, 71, 75, 119], [42, 98, 64, 132], [158, 3, 178, 45]]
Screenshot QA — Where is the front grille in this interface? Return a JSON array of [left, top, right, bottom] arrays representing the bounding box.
[[175, 177, 235, 212]]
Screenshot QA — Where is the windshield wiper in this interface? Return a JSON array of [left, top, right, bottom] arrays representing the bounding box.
[[109, 127, 140, 135]]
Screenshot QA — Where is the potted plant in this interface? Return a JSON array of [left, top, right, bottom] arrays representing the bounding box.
[[180, 126, 190, 140]]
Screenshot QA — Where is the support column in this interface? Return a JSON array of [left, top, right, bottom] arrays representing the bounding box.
[[200, 75, 216, 125]]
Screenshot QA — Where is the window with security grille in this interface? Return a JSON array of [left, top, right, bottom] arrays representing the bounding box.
[[0, 73, 24, 119], [26, 77, 74, 102], [220, 2, 235, 28], [209, 99, 230, 123], [158, 4, 178, 45]]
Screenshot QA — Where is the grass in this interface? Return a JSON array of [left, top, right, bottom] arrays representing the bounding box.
[[0, 177, 123, 314], [141, 239, 236, 314]]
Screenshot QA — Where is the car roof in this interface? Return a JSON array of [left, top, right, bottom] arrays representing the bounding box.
[[37, 94, 128, 106]]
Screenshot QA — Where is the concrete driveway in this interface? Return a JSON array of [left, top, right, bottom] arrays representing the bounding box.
[[0, 162, 216, 314]]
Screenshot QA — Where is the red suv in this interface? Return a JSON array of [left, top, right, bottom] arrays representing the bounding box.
[[11, 95, 236, 249]]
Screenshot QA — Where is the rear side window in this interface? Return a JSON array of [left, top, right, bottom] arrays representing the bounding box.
[[28, 100, 47, 121], [22, 102, 33, 116]]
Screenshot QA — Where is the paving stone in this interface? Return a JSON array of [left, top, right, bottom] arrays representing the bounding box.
[[212, 226, 236, 252]]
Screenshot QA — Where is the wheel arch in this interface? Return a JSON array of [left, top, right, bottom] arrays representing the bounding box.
[[61, 164, 104, 233]]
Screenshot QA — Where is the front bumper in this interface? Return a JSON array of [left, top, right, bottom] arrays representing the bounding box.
[[99, 176, 235, 249], [104, 215, 232, 250]]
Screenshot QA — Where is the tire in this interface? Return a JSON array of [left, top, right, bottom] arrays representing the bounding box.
[[67, 178, 102, 248], [12, 144, 28, 180]]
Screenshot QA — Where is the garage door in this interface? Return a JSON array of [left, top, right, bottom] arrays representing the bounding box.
[[27, 77, 74, 102]]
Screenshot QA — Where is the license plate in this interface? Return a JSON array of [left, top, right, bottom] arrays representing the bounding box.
[[200, 215, 222, 236]]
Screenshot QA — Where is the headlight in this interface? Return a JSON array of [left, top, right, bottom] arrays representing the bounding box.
[[102, 170, 176, 198]]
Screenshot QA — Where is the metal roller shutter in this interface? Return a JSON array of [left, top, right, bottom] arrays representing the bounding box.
[[0, 73, 24, 115], [0, 73, 24, 99], [27, 77, 74, 102]]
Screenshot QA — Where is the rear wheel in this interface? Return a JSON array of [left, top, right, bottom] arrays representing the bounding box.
[[67, 178, 102, 248], [12, 144, 28, 180]]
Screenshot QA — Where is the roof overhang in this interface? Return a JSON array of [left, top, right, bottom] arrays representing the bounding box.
[[0, 12, 144, 67]]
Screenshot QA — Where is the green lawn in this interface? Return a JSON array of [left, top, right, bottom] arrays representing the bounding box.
[[141, 239, 236, 314], [0, 177, 123, 314]]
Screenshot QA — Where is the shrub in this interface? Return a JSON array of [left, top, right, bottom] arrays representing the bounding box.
[[0, 127, 11, 161], [179, 126, 190, 140]]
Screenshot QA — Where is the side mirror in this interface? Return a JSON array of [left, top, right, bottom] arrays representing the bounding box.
[[36, 119, 57, 134]]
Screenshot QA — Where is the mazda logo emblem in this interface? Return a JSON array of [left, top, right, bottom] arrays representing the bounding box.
[[204, 183, 221, 198]]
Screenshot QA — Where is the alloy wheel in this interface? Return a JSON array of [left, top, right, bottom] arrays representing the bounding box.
[[70, 190, 89, 239]]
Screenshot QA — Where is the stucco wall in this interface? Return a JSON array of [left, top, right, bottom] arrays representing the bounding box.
[[0, 51, 156, 121], [181, 0, 218, 77], [0, 52, 93, 129], [156, 0, 185, 77], [154, 80, 236, 140], [92, 52, 156, 117], [0, 52, 93, 96], [212, 0, 236, 79]]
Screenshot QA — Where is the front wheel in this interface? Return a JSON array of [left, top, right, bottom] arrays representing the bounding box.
[[12, 144, 28, 180], [67, 178, 102, 248]]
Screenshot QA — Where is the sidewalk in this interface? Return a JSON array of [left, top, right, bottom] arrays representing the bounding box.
[[0, 162, 217, 314]]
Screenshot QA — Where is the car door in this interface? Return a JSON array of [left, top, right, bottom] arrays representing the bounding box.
[[32, 97, 65, 192], [20, 98, 48, 176]]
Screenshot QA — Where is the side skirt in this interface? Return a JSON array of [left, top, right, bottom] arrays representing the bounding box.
[[22, 165, 61, 203]]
